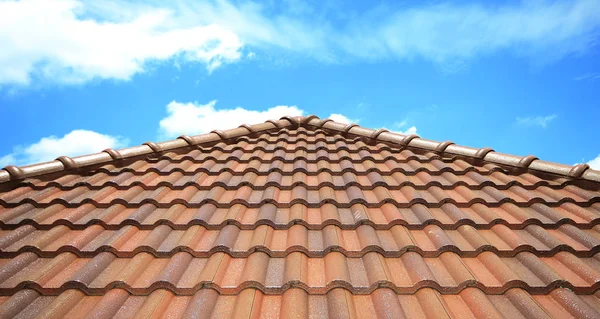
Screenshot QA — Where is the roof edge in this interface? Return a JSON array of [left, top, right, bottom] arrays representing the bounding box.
[[301, 116, 599, 183], [1, 115, 598, 183], [0, 117, 301, 183]]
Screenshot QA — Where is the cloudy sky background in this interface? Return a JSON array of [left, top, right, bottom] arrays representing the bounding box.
[[1, 0, 599, 168]]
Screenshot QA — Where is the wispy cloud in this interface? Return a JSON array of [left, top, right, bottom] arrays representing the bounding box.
[[338, 1, 600, 65], [158, 100, 354, 139], [0, 130, 128, 166], [154, 0, 600, 66], [574, 73, 600, 81], [515, 114, 558, 128], [356, 102, 370, 111], [3, 0, 600, 86], [394, 119, 408, 128]]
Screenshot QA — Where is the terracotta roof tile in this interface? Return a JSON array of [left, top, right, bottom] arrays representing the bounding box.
[[5, 288, 600, 318], [1, 117, 599, 317]]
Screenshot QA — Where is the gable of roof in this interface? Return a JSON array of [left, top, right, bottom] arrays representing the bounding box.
[[1, 115, 599, 185], [0, 116, 599, 318]]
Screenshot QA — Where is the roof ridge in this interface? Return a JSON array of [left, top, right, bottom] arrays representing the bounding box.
[[301, 116, 598, 183], [0, 117, 301, 183], [1, 115, 598, 183]]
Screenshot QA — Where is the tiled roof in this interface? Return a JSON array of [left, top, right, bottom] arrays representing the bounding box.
[[0, 116, 599, 318]]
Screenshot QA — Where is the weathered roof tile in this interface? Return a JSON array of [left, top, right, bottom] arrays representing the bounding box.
[[0, 117, 599, 317]]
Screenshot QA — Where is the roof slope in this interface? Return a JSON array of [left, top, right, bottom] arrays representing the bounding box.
[[0, 116, 599, 318]]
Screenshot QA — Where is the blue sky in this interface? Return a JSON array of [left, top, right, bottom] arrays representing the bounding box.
[[0, 0, 599, 169]]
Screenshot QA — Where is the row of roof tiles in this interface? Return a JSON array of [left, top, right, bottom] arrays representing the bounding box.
[[1, 116, 598, 184], [1, 224, 598, 257], [79, 158, 510, 175], [2, 202, 598, 230], [1, 185, 596, 209], [18, 170, 575, 190], [0, 250, 598, 295], [1, 288, 598, 319]]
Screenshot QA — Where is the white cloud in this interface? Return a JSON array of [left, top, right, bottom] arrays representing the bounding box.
[[377, 125, 419, 136], [516, 114, 557, 128], [328, 114, 358, 124], [1, 99, 358, 166], [3, 0, 600, 87], [127, 0, 600, 67], [587, 154, 600, 170], [0, 0, 242, 86], [396, 126, 418, 135], [0, 130, 128, 166], [337, 0, 600, 65], [159, 101, 303, 138], [393, 118, 418, 135], [158, 100, 357, 139]]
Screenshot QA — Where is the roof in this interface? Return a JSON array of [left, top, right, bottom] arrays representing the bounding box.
[[0, 115, 599, 318], [1, 116, 599, 184]]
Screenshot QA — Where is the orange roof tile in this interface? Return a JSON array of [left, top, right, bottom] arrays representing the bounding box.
[[0, 116, 599, 318]]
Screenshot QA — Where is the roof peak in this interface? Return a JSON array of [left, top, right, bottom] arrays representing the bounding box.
[[1, 115, 598, 184]]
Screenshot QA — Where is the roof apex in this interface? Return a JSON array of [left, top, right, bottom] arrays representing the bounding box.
[[1, 115, 598, 183]]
